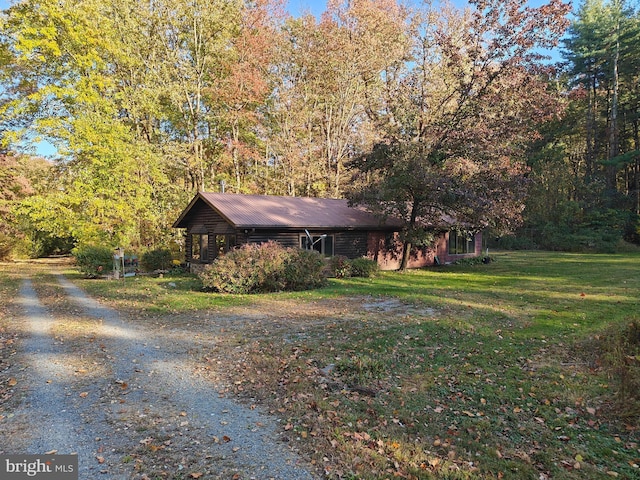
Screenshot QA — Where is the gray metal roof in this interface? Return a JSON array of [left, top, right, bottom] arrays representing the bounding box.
[[173, 192, 402, 230]]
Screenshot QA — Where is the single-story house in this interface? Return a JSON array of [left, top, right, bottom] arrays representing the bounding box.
[[172, 192, 482, 271]]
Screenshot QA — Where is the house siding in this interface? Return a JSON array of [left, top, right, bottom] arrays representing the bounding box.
[[367, 231, 482, 270]]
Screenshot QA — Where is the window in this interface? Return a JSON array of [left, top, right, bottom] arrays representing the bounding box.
[[300, 234, 334, 256], [214, 234, 236, 259], [448, 232, 475, 255], [191, 234, 209, 261]]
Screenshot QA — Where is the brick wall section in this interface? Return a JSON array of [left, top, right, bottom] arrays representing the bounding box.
[[368, 231, 482, 270]]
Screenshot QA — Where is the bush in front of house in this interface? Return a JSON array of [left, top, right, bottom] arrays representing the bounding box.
[[328, 255, 352, 278], [349, 257, 379, 277], [199, 241, 326, 293], [328, 255, 379, 278], [141, 248, 173, 272], [73, 245, 114, 278], [281, 248, 327, 291]]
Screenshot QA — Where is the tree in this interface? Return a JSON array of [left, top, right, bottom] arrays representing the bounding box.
[[0, 152, 54, 258], [266, 0, 409, 197], [349, 0, 571, 269], [215, 0, 283, 194], [560, 0, 640, 243]]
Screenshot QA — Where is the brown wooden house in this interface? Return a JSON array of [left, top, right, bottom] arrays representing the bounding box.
[[172, 192, 482, 271]]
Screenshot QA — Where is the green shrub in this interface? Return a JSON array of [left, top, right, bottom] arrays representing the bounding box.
[[452, 255, 495, 266], [282, 248, 326, 290], [349, 257, 379, 277], [0, 233, 13, 261], [199, 241, 326, 294], [327, 256, 378, 278], [328, 255, 352, 278], [73, 245, 114, 278], [141, 248, 173, 271]]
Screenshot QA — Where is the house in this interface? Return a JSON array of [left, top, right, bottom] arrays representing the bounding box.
[[172, 192, 482, 271]]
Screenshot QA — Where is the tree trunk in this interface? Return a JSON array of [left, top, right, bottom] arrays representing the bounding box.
[[607, 20, 620, 192], [400, 240, 412, 271]]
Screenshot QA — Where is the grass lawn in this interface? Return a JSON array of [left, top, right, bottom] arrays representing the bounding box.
[[7, 251, 640, 479]]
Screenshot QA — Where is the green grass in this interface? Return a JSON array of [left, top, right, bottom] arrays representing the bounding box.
[[20, 252, 640, 478]]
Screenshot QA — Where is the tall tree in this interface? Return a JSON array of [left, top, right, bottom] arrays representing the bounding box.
[[561, 0, 640, 242], [349, 0, 571, 269]]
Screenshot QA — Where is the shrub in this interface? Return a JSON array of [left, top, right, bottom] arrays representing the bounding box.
[[452, 255, 495, 266], [141, 248, 173, 271], [282, 248, 327, 290], [349, 257, 379, 277], [73, 245, 114, 278], [199, 241, 326, 294], [328, 255, 352, 278], [601, 320, 640, 417], [327, 256, 379, 278], [0, 233, 13, 261]]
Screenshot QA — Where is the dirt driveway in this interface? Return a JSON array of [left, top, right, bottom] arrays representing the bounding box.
[[0, 260, 317, 479]]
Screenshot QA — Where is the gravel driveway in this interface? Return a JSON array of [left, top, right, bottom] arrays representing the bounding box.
[[1, 270, 316, 479]]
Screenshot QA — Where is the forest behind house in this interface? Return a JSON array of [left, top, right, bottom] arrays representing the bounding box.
[[1, 0, 639, 259]]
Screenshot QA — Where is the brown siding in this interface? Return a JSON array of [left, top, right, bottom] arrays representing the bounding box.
[[334, 231, 369, 258], [184, 200, 234, 264], [245, 231, 300, 248]]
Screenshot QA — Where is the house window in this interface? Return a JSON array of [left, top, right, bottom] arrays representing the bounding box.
[[191, 234, 209, 261], [448, 232, 475, 255], [300, 234, 334, 256], [214, 234, 236, 259]]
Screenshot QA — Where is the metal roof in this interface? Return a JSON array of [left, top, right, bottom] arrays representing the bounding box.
[[173, 192, 402, 230]]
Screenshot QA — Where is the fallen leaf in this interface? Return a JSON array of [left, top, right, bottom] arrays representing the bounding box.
[[79, 392, 89, 398], [189, 473, 203, 479], [222, 435, 231, 443], [96, 456, 105, 464], [7, 378, 17, 387]]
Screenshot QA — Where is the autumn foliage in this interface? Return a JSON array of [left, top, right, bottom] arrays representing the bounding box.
[[199, 241, 326, 293], [0, 0, 576, 257]]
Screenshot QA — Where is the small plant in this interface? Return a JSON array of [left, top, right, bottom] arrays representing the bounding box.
[[73, 245, 114, 278], [335, 354, 386, 385]]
